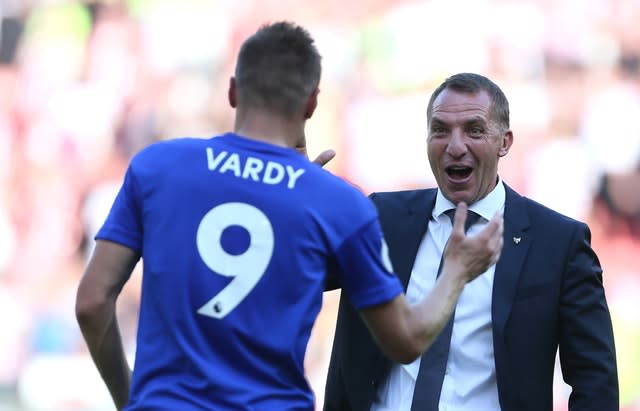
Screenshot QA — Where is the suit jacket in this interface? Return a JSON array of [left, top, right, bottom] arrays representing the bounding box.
[[323, 184, 618, 411]]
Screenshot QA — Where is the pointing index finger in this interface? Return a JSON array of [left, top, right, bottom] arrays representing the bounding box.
[[451, 202, 468, 236]]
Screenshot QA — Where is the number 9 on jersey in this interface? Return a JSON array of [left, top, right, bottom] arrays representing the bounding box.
[[196, 202, 275, 319]]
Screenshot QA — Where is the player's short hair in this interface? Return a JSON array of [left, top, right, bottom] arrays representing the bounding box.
[[427, 72, 510, 130], [234, 21, 322, 117]]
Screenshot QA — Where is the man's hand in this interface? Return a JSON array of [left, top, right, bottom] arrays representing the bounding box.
[[444, 202, 504, 282], [360, 202, 503, 363]]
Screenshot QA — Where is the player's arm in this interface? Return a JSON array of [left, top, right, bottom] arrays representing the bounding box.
[[75, 240, 140, 410], [359, 203, 503, 363]]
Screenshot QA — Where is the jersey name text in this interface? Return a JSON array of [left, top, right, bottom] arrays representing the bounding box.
[[206, 148, 305, 189]]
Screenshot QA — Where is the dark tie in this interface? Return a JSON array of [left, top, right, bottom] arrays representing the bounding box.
[[410, 209, 481, 411]]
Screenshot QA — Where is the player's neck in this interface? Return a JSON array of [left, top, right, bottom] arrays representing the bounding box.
[[234, 110, 304, 149]]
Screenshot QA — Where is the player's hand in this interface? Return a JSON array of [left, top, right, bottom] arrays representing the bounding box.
[[443, 202, 503, 282], [311, 149, 336, 167], [296, 145, 336, 167]]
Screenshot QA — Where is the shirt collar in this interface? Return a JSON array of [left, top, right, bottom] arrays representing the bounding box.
[[433, 177, 506, 222]]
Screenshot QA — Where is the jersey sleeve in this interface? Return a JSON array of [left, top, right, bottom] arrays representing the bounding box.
[[333, 218, 403, 309], [95, 164, 144, 253]]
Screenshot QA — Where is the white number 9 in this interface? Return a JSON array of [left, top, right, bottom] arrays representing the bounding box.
[[196, 202, 274, 319]]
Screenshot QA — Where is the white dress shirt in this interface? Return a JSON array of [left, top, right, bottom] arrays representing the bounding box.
[[371, 181, 505, 411]]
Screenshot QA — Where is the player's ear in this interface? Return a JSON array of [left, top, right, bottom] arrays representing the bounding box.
[[228, 77, 237, 108], [304, 88, 319, 119]]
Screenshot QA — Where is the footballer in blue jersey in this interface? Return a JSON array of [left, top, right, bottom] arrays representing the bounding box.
[[96, 132, 403, 410], [76, 21, 503, 411]]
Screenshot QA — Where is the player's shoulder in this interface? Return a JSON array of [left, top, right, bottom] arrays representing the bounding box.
[[296, 168, 379, 223], [314, 168, 372, 201]]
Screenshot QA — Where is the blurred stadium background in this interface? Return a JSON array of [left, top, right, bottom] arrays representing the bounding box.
[[0, 0, 639, 410]]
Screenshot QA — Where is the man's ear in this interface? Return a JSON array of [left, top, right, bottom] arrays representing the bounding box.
[[304, 88, 319, 119], [228, 77, 237, 108], [498, 130, 513, 157]]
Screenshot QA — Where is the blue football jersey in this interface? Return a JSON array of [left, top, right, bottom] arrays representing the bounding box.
[[96, 133, 403, 410]]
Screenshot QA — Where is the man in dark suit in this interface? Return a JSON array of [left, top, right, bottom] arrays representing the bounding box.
[[324, 73, 618, 411]]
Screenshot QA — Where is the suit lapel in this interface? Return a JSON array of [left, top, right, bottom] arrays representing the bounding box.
[[395, 190, 437, 290], [492, 185, 531, 341]]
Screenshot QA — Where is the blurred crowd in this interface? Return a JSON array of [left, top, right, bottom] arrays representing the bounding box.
[[0, 0, 639, 410]]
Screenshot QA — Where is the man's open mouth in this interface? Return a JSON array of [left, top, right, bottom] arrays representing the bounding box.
[[446, 166, 473, 180]]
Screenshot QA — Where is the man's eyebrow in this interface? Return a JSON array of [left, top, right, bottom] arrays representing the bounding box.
[[464, 116, 488, 124]]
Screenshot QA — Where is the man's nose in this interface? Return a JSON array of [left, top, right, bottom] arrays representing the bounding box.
[[446, 129, 467, 157]]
